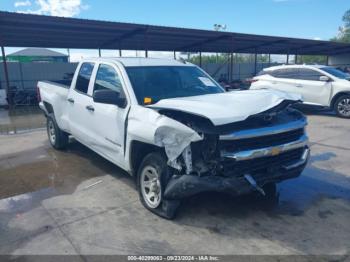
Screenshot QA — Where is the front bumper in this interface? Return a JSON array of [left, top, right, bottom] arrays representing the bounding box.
[[164, 146, 309, 200]]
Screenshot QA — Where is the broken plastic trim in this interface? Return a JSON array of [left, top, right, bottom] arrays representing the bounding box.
[[244, 174, 266, 196], [154, 125, 201, 163]]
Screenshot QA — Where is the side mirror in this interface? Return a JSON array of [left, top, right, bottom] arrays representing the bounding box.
[[93, 89, 127, 108], [319, 75, 330, 82]]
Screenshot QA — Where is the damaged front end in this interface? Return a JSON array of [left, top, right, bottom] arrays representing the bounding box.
[[155, 100, 309, 200]]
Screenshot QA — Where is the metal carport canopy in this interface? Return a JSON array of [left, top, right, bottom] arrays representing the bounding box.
[[1, 11, 350, 55]]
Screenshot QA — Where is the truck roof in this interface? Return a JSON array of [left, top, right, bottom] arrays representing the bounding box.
[[83, 57, 193, 67]]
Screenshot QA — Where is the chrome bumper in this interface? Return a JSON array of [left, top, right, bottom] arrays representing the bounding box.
[[282, 147, 309, 170], [220, 119, 307, 140], [221, 135, 308, 161]]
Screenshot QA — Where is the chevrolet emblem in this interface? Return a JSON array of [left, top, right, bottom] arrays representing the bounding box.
[[271, 147, 281, 156]]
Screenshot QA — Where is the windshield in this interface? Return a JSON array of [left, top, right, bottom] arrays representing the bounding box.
[[321, 67, 350, 79], [125, 66, 224, 104]]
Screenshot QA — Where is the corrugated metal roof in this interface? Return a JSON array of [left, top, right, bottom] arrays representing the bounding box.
[[0, 11, 349, 55], [7, 48, 67, 57]]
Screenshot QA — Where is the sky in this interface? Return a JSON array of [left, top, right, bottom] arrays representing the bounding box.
[[0, 0, 349, 61]]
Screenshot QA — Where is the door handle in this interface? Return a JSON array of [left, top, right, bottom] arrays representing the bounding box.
[[67, 98, 75, 103], [296, 84, 303, 88], [86, 105, 95, 112]]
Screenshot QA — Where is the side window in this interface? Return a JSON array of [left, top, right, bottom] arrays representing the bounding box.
[[272, 68, 299, 79], [93, 64, 123, 95], [298, 69, 323, 81], [271, 69, 284, 78], [75, 63, 94, 94]]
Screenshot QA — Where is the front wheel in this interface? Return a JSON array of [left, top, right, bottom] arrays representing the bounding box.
[[137, 152, 180, 219], [47, 115, 69, 150], [334, 95, 350, 118]]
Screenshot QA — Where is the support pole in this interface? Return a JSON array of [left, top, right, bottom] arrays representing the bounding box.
[[295, 53, 298, 64], [67, 48, 70, 62], [326, 56, 329, 66], [98, 49, 101, 57], [254, 51, 258, 76], [286, 53, 289, 65], [144, 29, 149, 59], [119, 40, 122, 57], [268, 54, 271, 66], [173, 51, 176, 60], [199, 52, 202, 67], [229, 53, 233, 82], [1, 46, 10, 106]]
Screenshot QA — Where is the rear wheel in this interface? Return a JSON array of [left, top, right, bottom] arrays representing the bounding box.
[[47, 114, 69, 150], [334, 95, 350, 118], [137, 152, 180, 219]]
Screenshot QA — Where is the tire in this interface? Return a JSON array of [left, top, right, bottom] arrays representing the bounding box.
[[46, 114, 69, 150], [137, 152, 180, 219], [334, 95, 350, 118]]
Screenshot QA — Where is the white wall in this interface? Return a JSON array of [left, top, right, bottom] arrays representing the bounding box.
[[329, 54, 350, 66]]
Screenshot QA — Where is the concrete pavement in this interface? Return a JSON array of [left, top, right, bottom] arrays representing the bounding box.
[[0, 110, 349, 256]]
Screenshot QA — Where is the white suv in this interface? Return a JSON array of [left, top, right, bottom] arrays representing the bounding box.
[[250, 65, 350, 118]]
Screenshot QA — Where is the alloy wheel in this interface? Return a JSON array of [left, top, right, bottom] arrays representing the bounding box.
[[140, 166, 162, 209]]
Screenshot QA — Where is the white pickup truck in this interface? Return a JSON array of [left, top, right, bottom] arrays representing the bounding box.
[[38, 58, 309, 219]]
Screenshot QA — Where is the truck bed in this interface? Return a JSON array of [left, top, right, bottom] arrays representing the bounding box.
[[37, 80, 70, 131], [40, 79, 72, 89]]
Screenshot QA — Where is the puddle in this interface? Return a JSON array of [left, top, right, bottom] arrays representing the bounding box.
[[0, 106, 46, 135], [0, 139, 124, 200]]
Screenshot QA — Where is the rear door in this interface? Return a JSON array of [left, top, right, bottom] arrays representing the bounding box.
[[269, 68, 301, 94], [67, 62, 96, 144], [296, 68, 332, 106], [89, 62, 129, 166]]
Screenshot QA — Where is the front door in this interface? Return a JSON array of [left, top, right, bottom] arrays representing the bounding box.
[[89, 63, 129, 167]]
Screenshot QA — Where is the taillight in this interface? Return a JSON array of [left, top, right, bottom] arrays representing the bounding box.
[[246, 78, 258, 84], [37, 86, 41, 102]]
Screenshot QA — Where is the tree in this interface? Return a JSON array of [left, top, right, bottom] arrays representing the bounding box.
[[187, 53, 269, 65], [332, 9, 350, 43], [296, 55, 327, 65]]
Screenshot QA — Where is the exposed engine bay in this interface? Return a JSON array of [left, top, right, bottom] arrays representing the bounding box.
[[156, 100, 307, 178]]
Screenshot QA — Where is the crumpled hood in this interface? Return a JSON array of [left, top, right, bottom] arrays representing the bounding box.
[[148, 89, 301, 126]]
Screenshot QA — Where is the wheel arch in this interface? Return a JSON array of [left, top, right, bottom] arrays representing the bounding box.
[[331, 92, 350, 110], [129, 140, 163, 176], [43, 101, 54, 115]]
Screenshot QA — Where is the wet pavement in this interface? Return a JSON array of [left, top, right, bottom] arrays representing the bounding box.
[[0, 109, 350, 256], [0, 107, 45, 135]]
